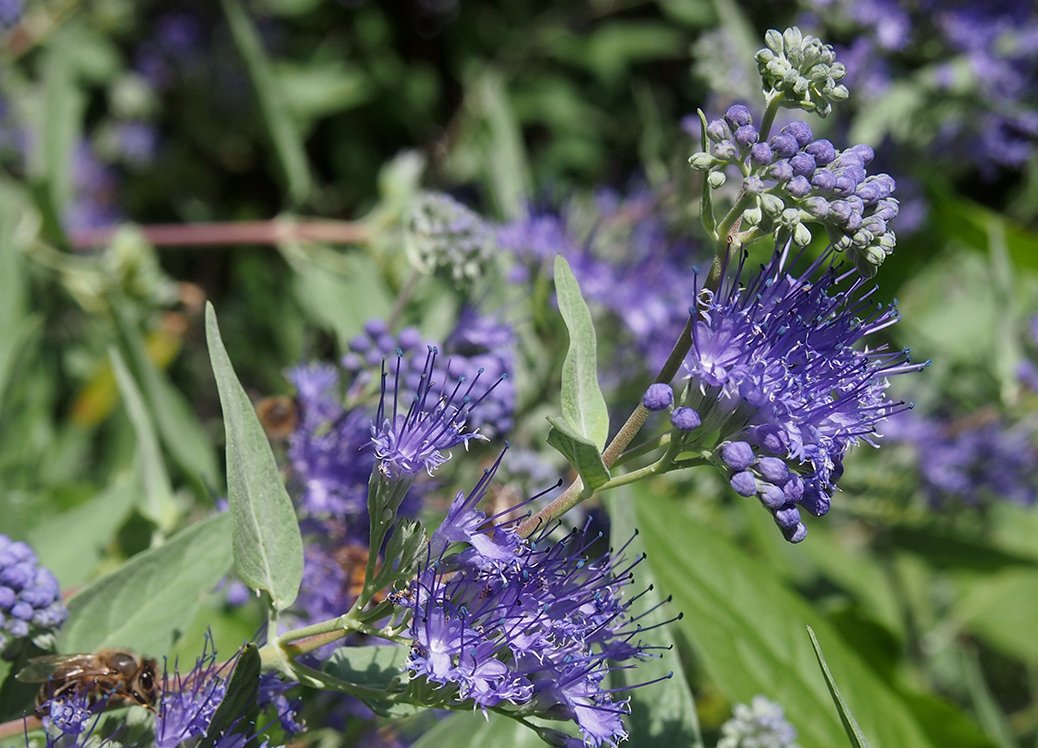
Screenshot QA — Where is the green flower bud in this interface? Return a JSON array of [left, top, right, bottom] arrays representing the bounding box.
[[760, 193, 785, 215], [689, 152, 717, 170], [707, 171, 728, 189], [793, 222, 813, 247], [743, 206, 763, 226], [755, 26, 849, 118], [406, 191, 495, 288]]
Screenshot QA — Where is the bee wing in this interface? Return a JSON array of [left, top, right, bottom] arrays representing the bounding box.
[[15, 654, 108, 683]]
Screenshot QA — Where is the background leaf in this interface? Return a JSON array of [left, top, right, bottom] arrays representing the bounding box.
[[110, 348, 179, 532], [27, 470, 137, 588], [606, 493, 704, 748], [553, 256, 609, 449], [808, 626, 872, 748], [636, 489, 938, 748], [206, 303, 304, 612], [221, 0, 313, 207], [60, 513, 232, 655]]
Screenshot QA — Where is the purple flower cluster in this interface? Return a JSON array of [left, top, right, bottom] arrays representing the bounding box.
[[885, 411, 1038, 508], [286, 363, 373, 519], [0, 0, 22, 29], [679, 247, 923, 542], [154, 639, 299, 747], [0, 535, 66, 651], [344, 315, 515, 437], [401, 458, 667, 747], [693, 105, 899, 277], [371, 345, 491, 480], [499, 186, 702, 373], [799, 0, 1038, 172]]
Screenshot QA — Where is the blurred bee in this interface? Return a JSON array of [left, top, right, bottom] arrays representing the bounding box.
[[336, 544, 378, 602], [256, 395, 299, 440], [16, 649, 160, 715]]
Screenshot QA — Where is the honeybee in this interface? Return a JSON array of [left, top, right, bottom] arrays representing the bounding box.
[[16, 649, 160, 715], [256, 395, 299, 440]]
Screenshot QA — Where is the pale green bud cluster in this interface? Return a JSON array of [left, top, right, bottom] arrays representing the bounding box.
[[756, 27, 849, 117], [405, 191, 495, 289]]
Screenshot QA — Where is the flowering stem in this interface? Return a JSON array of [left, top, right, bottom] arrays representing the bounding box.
[[68, 219, 371, 250], [518, 315, 695, 536], [757, 93, 783, 142]]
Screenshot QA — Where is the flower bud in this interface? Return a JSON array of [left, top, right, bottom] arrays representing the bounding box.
[[688, 151, 717, 170], [671, 407, 701, 431], [642, 383, 674, 411], [707, 171, 727, 189]]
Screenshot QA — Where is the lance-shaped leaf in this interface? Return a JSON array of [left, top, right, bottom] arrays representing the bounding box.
[[546, 416, 610, 491], [200, 644, 261, 748], [808, 626, 872, 748], [554, 255, 609, 448], [206, 303, 303, 612]]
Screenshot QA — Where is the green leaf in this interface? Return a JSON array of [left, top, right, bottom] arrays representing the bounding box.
[[606, 493, 703, 747], [33, 40, 87, 226], [808, 626, 872, 748], [221, 0, 313, 207], [113, 308, 219, 486], [200, 644, 261, 748], [323, 644, 410, 694], [411, 711, 547, 748], [60, 513, 233, 655], [205, 303, 304, 612], [953, 568, 1038, 662], [546, 416, 610, 491], [553, 256, 609, 449], [110, 348, 179, 532], [283, 246, 393, 351], [636, 491, 938, 748], [27, 470, 137, 588]]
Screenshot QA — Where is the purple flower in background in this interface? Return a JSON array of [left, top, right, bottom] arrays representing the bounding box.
[[286, 364, 372, 519], [445, 307, 516, 436], [401, 457, 670, 747], [0, 0, 22, 28], [680, 245, 924, 542], [885, 410, 1038, 508], [499, 186, 703, 374], [65, 143, 121, 231], [0, 535, 66, 651], [115, 121, 158, 165]]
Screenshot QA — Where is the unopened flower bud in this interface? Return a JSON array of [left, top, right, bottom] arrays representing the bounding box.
[[642, 383, 674, 411], [707, 171, 727, 189], [688, 151, 717, 170]]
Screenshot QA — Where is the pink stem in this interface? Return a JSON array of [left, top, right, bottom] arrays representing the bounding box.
[[68, 220, 370, 250]]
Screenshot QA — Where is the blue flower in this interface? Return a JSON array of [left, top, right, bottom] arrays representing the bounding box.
[[680, 246, 925, 541], [0, 535, 66, 651], [371, 346, 492, 480], [155, 639, 229, 748], [400, 458, 671, 747]]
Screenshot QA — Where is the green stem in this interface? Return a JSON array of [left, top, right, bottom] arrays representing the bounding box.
[[714, 192, 756, 249], [519, 154, 747, 537], [757, 93, 783, 142], [611, 433, 671, 468]]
